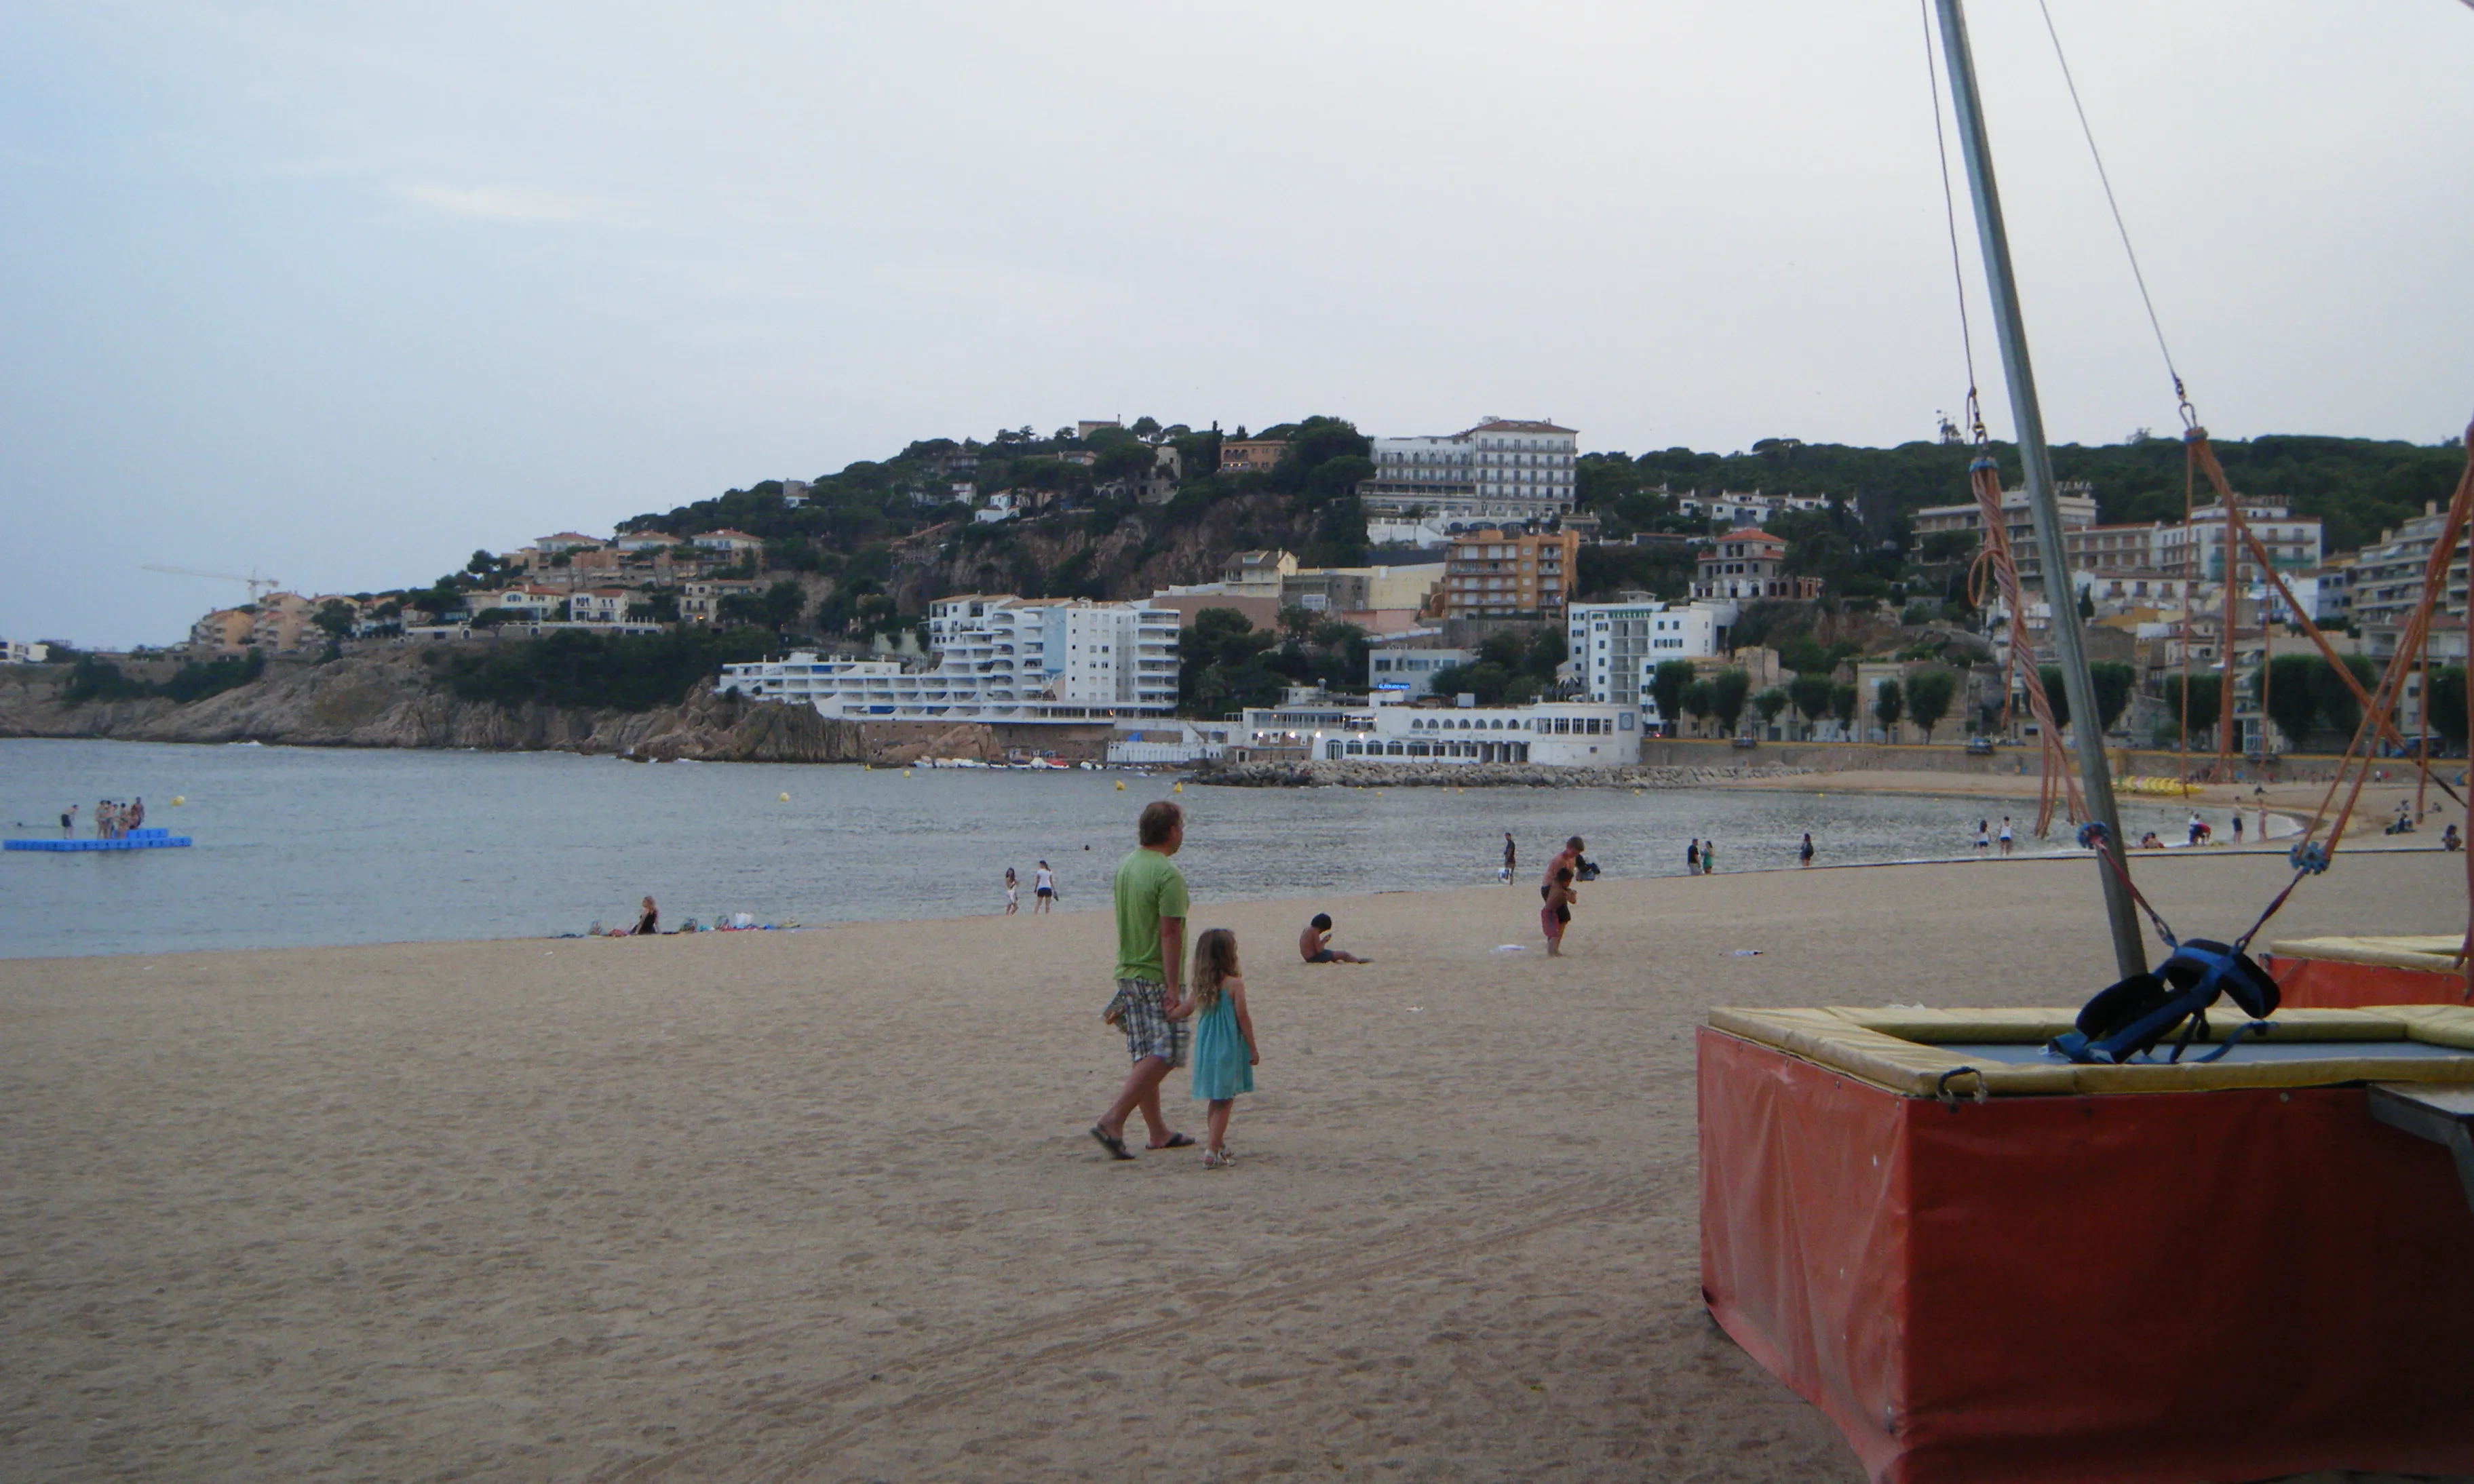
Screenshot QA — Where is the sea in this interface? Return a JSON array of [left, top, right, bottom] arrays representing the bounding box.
[[0, 738, 2191, 960]]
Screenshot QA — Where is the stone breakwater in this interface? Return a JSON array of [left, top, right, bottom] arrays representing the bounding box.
[[1192, 760, 1821, 789]]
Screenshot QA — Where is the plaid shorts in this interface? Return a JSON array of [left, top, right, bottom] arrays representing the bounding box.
[[1108, 978, 1188, 1069]]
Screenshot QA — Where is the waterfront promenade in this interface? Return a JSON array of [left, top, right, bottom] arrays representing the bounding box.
[[2, 850, 2456, 1481]]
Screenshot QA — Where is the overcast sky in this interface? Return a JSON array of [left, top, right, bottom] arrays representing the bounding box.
[[4, 1, 2469, 648]]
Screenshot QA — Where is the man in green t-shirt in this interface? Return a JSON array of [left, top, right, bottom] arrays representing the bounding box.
[[1089, 800, 1193, 1160]]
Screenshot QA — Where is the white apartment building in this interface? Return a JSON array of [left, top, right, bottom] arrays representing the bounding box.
[[1, 639, 51, 664], [1240, 696, 1638, 766], [1910, 481, 2099, 590], [718, 596, 1180, 724], [568, 588, 638, 624], [1565, 600, 1737, 707], [1676, 492, 1830, 527], [2154, 502, 2323, 583], [1367, 646, 1475, 700], [2353, 501, 2471, 657], [1359, 418, 1578, 530]]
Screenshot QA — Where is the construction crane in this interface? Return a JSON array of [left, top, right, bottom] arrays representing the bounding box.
[[142, 565, 282, 602]]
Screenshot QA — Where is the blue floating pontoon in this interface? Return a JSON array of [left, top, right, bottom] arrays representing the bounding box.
[[5, 827, 193, 853]]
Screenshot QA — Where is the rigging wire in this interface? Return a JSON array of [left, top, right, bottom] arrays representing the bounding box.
[[2034, 0, 2190, 421], [1917, 0, 1985, 441]]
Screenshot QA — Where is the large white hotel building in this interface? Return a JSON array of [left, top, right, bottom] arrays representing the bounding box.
[[1359, 417, 1579, 531], [718, 595, 1180, 724]]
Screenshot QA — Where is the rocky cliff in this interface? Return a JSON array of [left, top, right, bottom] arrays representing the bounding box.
[[0, 650, 867, 763]]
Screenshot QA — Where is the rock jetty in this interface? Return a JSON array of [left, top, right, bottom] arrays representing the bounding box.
[[1191, 759, 1819, 789]]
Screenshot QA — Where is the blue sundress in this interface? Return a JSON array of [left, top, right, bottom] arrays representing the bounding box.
[[1188, 987, 1254, 1101]]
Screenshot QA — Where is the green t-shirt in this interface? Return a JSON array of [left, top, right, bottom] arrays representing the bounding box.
[[1113, 846, 1190, 982]]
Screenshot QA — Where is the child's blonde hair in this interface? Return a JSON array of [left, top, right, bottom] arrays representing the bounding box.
[[1188, 928, 1240, 1014]]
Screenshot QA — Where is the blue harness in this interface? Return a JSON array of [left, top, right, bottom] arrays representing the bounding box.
[[2050, 937, 2281, 1065]]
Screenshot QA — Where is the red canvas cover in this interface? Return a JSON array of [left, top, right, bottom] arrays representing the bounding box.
[[2266, 952, 2470, 1008], [1699, 1027, 2474, 1484]]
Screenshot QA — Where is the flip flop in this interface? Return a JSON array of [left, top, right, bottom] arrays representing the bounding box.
[[1089, 1124, 1135, 1161], [1149, 1133, 1196, 1150]]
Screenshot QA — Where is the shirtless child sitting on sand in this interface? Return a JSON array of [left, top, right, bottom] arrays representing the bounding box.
[[1298, 913, 1369, 964]]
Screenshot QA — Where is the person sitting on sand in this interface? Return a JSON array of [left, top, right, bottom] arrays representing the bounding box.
[[1298, 913, 1368, 964], [633, 896, 659, 935], [2445, 824, 2463, 853]]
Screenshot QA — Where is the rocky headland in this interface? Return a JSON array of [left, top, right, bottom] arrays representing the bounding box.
[[0, 648, 866, 763]]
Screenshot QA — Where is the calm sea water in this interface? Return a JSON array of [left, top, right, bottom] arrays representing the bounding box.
[[0, 738, 2184, 960]]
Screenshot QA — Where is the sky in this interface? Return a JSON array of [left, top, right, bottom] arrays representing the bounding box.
[[3, 1, 2469, 649]]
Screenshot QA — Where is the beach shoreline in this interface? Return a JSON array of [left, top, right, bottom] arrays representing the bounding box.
[[5, 848, 2462, 1481]]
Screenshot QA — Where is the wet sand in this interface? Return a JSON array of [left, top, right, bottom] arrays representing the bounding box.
[[2, 848, 2462, 1482]]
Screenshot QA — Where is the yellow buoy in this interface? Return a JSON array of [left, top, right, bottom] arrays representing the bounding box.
[[779, 792, 790, 802], [1116, 780, 1126, 791], [902, 768, 912, 778], [1172, 782, 1182, 794], [171, 795, 186, 806]]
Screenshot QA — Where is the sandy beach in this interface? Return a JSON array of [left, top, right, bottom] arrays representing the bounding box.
[[4, 846, 2464, 1482]]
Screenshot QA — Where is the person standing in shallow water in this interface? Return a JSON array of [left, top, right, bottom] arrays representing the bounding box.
[[1701, 839, 1716, 874], [1799, 833, 1815, 867], [1090, 801, 1193, 1160], [1686, 839, 1700, 874], [1501, 832, 1516, 884]]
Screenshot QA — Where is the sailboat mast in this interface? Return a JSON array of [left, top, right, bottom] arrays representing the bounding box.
[[1931, 0, 2148, 979]]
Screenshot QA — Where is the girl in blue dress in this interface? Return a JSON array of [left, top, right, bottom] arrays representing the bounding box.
[[1186, 929, 1258, 1169]]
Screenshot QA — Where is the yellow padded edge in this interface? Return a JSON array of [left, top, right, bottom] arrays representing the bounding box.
[[1705, 1005, 2474, 1099], [2266, 935, 2467, 974]]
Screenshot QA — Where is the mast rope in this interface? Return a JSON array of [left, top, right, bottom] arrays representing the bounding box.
[[2034, 0, 2190, 425], [1918, 0, 1986, 440]]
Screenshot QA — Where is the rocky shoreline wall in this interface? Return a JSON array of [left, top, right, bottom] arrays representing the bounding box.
[[1191, 759, 1821, 789]]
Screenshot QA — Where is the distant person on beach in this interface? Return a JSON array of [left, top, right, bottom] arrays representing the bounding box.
[[1997, 818, 2015, 856], [60, 804, 75, 838], [2444, 824, 2463, 853], [2188, 812, 2205, 846], [1298, 913, 1368, 964], [1974, 819, 1990, 853], [1033, 861, 1057, 914], [1686, 839, 1700, 873], [632, 896, 659, 935], [1090, 801, 1193, 1161], [1501, 832, 1516, 884], [1701, 840, 1716, 874], [2231, 812, 2244, 844], [1004, 867, 1020, 916], [1799, 833, 1815, 867], [1543, 867, 1576, 956], [1186, 927, 1258, 1169], [128, 798, 144, 831]]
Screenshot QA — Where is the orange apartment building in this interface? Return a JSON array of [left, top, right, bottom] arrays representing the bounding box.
[[1436, 527, 1582, 620]]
